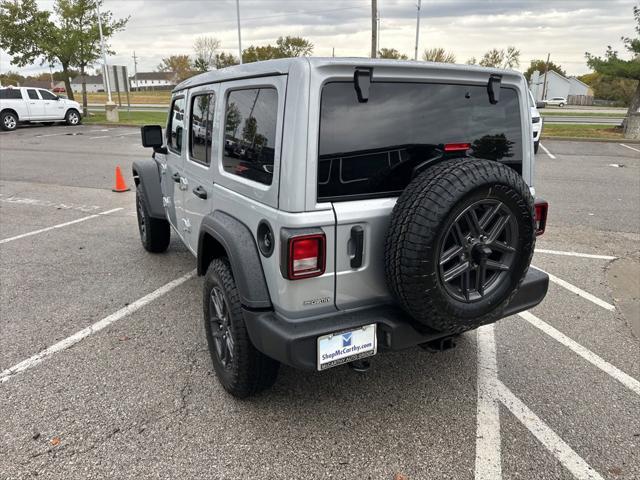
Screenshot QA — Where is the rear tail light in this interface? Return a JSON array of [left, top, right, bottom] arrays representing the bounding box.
[[444, 143, 471, 152], [287, 234, 326, 280], [534, 198, 548, 236]]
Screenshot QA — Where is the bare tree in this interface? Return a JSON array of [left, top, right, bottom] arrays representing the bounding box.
[[422, 47, 456, 63], [193, 36, 221, 70], [479, 46, 520, 69]]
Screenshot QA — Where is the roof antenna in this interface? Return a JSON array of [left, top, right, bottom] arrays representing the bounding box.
[[354, 67, 373, 103]]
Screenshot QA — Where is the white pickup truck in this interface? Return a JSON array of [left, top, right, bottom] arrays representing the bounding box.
[[0, 86, 83, 131]]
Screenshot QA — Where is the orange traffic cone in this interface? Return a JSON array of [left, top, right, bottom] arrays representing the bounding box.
[[112, 165, 130, 192]]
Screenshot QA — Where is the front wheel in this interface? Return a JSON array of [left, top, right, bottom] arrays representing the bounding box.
[[136, 184, 170, 253], [65, 109, 81, 126], [1, 111, 18, 131], [203, 258, 279, 398], [559, 103, 565, 108]]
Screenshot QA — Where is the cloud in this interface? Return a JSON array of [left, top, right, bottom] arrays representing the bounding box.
[[1, 0, 636, 76]]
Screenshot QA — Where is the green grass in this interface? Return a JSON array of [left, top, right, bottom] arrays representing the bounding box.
[[84, 111, 167, 126], [542, 124, 624, 140], [541, 111, 626, 117]]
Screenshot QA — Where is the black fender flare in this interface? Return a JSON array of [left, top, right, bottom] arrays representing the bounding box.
[[199, 211, 271, 310], [132, 158, 165, 218]]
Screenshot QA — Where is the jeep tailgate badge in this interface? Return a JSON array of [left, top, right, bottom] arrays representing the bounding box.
[[354, 67, 373, 103]]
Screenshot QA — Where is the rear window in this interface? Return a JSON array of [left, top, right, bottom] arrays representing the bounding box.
[[318, 82, 522, 202], [223, 88, 278, 186], [0, 89, 22, 100]]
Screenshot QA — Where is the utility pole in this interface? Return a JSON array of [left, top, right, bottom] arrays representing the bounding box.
[[542, 52, 550, 101], [376, 11, 380, 54], [332, 47, 335, 58], [96, 1, 112, 103], [236, 0, 243, 64], [414, 0, 422, 61], [132, 51, 139, 92], [371, 0, 377, 58]]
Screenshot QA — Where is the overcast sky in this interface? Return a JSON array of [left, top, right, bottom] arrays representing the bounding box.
[[1, 0, 637, 77]]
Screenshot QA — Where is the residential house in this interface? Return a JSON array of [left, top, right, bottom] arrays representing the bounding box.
[[129, 72, 177, 91], [71, 75, 104, 93], [530, 70, 594, 105]]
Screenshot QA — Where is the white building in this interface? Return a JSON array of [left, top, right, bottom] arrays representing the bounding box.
[[71, 75, 104, 93], [530, 70, 593, 103], [129, 72, 177, 91]]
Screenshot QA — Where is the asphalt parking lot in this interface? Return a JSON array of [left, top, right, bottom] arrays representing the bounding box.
[[1, 124, 639, 480]]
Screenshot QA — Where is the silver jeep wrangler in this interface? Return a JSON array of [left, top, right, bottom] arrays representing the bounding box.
[[134, 58, 549, 398]]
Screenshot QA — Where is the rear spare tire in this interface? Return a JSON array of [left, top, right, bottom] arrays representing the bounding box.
[[384, 158, 535, 333]]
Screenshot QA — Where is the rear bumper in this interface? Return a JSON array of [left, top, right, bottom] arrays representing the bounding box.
[[244, 268, 549, 370]]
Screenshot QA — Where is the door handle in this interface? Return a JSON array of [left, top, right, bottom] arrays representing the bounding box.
[[192, 186, 207, 199], [350, 226, 364, 268], [172, 172, 181, 182]]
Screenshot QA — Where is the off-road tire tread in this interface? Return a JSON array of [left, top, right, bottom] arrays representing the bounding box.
[[136, 183, 170, 253], [384, 158, 535, 333], [204, 258, 279, 398]]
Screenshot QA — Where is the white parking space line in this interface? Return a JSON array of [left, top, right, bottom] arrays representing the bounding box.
[[0, 208, 123, 244], [495, 380, 605, 480], [619, 143, 640, 153], [475, 325, 605, 480], [532, 266, 615, 311], [0, 270, 196, 384], [535, 249, 616, 261], [539, 144, 556, 159], [475, 325, 502, 480], [89, 135, 110, 139], [519, 311, 640, 396]]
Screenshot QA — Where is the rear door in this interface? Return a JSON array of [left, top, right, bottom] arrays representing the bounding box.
[[318, 81, 524, 310], [182, 85, 219, 252], [25, 89, 46, 119]]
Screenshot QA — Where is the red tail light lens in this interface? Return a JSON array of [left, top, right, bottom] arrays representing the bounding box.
[[288, 234, 325, 279], [444, 143, 471, 152], [534, 198, 548, 236]]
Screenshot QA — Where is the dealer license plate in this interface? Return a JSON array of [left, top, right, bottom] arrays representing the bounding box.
[[317, 324, 377, 371]]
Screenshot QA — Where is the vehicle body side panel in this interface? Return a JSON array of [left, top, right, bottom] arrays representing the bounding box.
[[132, 158, 166, 218], [199, 211, 272, 309]]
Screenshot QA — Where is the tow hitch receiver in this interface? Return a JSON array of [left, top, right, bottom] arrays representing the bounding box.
[[419, 336, 458, 352]]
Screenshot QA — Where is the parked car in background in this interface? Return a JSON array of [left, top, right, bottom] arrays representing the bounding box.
[[0, 86, 82, 131], [545, 96, 566, 107], [529, 90, 543, 153]]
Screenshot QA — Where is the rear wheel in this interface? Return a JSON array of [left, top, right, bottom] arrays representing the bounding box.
[[385, 158, 535, 333], [136, 184, 170, 253], [1, 111, 18, 131], [203, 258, 279, 398]]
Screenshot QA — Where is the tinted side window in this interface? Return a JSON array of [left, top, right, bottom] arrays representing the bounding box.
[[223, 88, 277, 185], [168, 97, 185, 153], [190, 93, 215, 165], [318, 82, 522, 201], [0, 89, 23, 99], [27, 89, 40, 100], [39, 90, 57, 100]]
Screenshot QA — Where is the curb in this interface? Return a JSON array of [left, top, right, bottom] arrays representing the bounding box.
[[84, 122, 141, 128]]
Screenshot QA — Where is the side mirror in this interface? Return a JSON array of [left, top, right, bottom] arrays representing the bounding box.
[[141, 125, 164, 150], [536, 101, 546, 109]]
